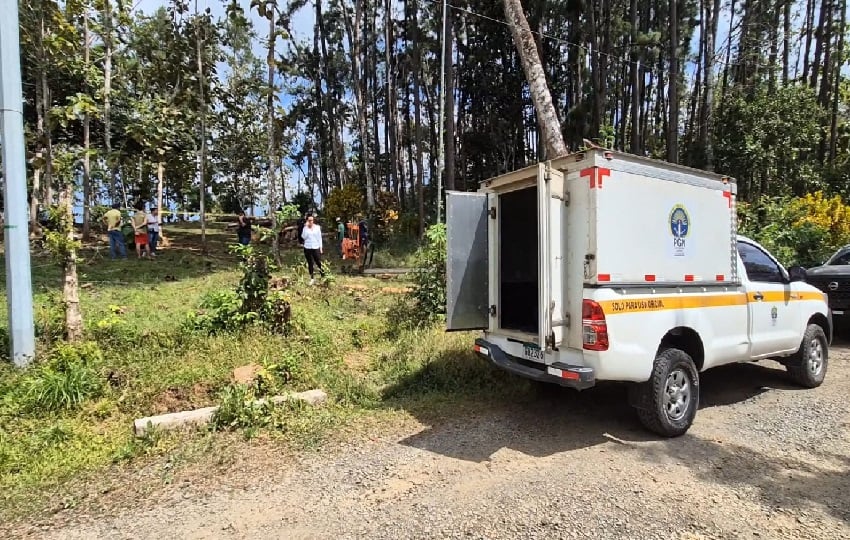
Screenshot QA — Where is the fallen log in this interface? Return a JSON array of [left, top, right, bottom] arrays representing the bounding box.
[[133, 389, 328, 437], [361, 268, 410, 275]]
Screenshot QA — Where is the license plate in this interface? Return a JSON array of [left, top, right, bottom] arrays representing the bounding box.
[[834, 310, 844, 315], [523, 344, 544, 361]]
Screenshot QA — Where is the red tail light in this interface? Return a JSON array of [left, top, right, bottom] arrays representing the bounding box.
[[582, 299, 609, 351]]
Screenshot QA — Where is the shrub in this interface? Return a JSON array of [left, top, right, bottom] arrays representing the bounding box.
[[88, 312, 138, 349], [324, 184, 364, 224], [408, 223, 446, 321], [372, 190, 401, 243], [266, 352, 302, 385], [738, 192, 850, 267], [186, 245, 291, 335], [185, 290, 254, 334], [211, 384, 271, 434], [264, 291, 292, 334], [24, 342, 105, 413], [232, 243, 272, 313], [35, 294, 66, 345]]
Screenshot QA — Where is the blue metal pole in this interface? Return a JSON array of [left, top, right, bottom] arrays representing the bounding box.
[[0, 0, 36, 366]]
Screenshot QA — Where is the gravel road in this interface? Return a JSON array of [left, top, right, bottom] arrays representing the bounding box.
[[15, 344, 850, 540]]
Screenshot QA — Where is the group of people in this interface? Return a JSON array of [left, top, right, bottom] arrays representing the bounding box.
[[232, 209, 371, 286], [102, 203, 161, 260], [300, 213, 369, 286]]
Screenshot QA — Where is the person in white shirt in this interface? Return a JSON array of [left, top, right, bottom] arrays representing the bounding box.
[[300, 214, 325, 285], [147, 207, 161, 257]]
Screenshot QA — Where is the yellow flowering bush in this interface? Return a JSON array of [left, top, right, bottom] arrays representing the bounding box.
[[789, 191, 850, 248], [739, 192, 850, 267]]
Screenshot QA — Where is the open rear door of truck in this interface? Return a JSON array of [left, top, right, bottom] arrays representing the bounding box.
[[446, 191, 490, 331], [538, 162, 566, 351]]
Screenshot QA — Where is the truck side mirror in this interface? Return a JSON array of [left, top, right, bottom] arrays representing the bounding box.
[[788, 266, 807, 282]]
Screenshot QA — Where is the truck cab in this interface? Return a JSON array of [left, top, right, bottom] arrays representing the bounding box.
[[447, 150, 831, 437]]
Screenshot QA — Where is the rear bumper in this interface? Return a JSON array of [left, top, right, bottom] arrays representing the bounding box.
[[474, 338, 596, 390]]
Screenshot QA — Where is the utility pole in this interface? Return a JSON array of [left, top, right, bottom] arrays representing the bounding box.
[[436, 0, 448, 224], [0, 0, 36, 366]]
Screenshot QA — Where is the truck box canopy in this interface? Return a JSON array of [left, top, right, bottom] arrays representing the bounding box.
[[447, 149, 738, 350]]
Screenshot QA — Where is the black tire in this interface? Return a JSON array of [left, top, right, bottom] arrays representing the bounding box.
[[633, 348, 700, 437], [786, 324, 828, 388]]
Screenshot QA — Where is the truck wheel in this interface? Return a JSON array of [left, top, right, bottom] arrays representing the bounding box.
[[634, 348, 700, 437], [786, 324, 828, 388]]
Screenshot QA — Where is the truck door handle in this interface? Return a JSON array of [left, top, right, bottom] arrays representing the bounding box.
[[753, 292, 764, 301]]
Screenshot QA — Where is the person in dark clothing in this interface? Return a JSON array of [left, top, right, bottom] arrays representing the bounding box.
[[297, 213, 306, 245], [236, 211, 252, 245], [357, 216, 369, 247]]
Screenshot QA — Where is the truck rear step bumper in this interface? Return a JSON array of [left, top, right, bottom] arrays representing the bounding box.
[[474, 338, 596, 390]]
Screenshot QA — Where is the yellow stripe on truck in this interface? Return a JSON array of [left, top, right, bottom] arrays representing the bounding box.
[[600, 290, 825, 315], [600, 294, 747, 314], [746, 291, 828, 303]]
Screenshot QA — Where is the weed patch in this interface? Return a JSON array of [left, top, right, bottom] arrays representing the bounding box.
[[22, 342, 106, 413]]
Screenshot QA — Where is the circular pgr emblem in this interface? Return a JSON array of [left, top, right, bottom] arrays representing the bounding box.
[[670, 204, 690, 239]]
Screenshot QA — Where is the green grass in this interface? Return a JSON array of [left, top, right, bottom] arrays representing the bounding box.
[[0, 221, 526, 522]]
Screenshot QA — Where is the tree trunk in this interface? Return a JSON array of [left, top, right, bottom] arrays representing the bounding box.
[[503, 0, 567, 158], [103, 0, 115, 203], [587, 2, 601, 137], [412, 0, 425, 236], [344, 0, 373, 207], [810, 0, 829, 89], [629, 0, 640, 154], [721, 0, 735, 98], [443, 2, 456, 191], [817, 2, 834, 108], [157, 162, 165, 225], [667, 0, 679, 163], [265, 7, 279, 262], [31, 67, 43, 233], [82, 11, 92, 241], [802, 0, 816, 82], [829, 0, 845, 160], [41, 71, 54, 209], [385, 0, 400, 198], [60, 182, 83, 342], [316, 0, 347, 188], [782, 0, 791, 84], [701, 0, 720, 171], [768, 1, 780, 91], [195, 1, 208, 251]]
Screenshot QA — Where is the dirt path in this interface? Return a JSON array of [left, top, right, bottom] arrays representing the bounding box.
[[15, 346, 850, 539]]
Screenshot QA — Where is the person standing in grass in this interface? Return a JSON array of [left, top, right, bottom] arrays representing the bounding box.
[[147, 207, 161, 257], [301, 214, 325, 285], [132, 204, 152, 258], [336, 217, 345, 257], [103, 203, 127, 260], [236, 210, 252, 245]]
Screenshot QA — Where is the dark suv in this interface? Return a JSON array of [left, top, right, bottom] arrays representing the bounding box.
[[806, 245, 850, 320]]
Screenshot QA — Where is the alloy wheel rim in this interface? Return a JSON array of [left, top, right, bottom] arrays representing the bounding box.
[[663, 368, 692, 422]]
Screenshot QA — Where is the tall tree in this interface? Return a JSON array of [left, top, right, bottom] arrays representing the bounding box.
[[502, 0, 566, 158], [667, 0, 679, 163], [442, 2, 456, 191]]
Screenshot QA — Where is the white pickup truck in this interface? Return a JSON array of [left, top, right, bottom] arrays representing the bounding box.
[[446, 149, 832, 437]]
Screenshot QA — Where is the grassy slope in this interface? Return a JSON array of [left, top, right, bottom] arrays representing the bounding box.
[[0, 223, 530, 522]]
